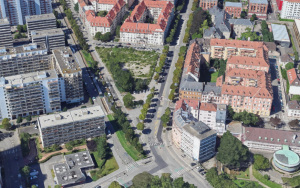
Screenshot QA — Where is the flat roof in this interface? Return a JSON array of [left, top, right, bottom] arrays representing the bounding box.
[[249, 0, 268, 4], [25, 13, 56, 22], [0, 70, 58, 87], [52, 47, 81, 74], [0, 18, 10, 25], [0, 43, 47, 57], [31, 28, 64, 38], [183, 121, 216, 140], [225, 2, 242, 7], [38, 106, 105, 128], [53, 150, 94, 186], [274, 149, 300, 165], [271, 24, 290, 42]]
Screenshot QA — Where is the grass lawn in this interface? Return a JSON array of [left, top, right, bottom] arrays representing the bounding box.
[[51, 169, 55, 179], [82, 50, 94, 67], [252, 169, 282, 188], [210, 71, 219, 82], [279, 17, 295, 22], [235, 168, 250, 179], [233, 179, 262, 187], [35, 137, 43, 159], [107, 115, 144, 161], [0, 125, 3, 129], [64, 148, 86, 156]]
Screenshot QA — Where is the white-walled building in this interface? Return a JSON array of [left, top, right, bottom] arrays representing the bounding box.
[[181, 121, 217, 162], [287, 68, 300, 96], [281, 0, 300, 19], [199, 103, 217, 130], [216, 104, 227, 134], [120, 0, 174, 45], [287, 100, 300, 118]]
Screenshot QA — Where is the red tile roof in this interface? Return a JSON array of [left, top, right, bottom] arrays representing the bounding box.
[[210, 38, 266, 49], [200, 103, 217, 111], [287, 68, 297, 84], [183, 42, 201, 79], [227, 55, 269, 69], [79, 0, 87, 8], [221, 84, 272, 99], [175, 99, 200, 111], [216, 76, 223, 86], [121, 0, 174, 33]]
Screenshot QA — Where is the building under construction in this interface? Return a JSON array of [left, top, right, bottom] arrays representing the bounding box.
[[52, 47, 84, 104], [0, 43, 51, 77]]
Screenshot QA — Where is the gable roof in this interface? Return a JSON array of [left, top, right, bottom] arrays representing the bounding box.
[[288, 100, 300, 110], [200, 103, 217, 111], [183, 42, 202, 79], [221, 84, 272, 99], [228, 19, 253, 26], [287, 68, 300, 86], [227, 55, 269, 69], [281, 54, 293, 62]]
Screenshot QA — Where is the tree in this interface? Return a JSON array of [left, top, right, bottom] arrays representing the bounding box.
[[244, 181, 263, 188], [162, 123, 167, 128], [143, 103, 150, 109], [161, 114, 169, 124], [97, 145, 107, 159], [150, 87, 155, 93], [137, 122, 144, 130], [123, 93, 135, 109], [74, 2, 79, 12], [289, 119, 300, 129], [116, 25, 121, 38], [87, 140, 97, 151], [250, 14, 256, 21], [95, 32, 102, 40], [139, 113, 146, 121], [227, 105, 235, 119], [206, 168, 239, 188], [269, 116, 281, 128], [52, 144, 60, 151], [21, 165, 30, 176], [98, 10, 108, 17], [240, 12, 246, 18], [17, 116, 23, 124], [132, 171, 153, 188], [23, 24, 27, 32], [216, 131, 249, 169], [109, 181, 122, 188], [101, 32, 112, 42], [89, 97, 94, 105], [263, 174, 270, 180], [261, 20, 268, 30], [233, 111, 259, 126], [53, 10, 59, 18], [32, 185, 38, 188], [62, 107, 67, 112], [165, 107, 171, 116], [285, 62, 294, 70], [25, 115, 32, 122], [2, 118, 11, 130], [65, 142, 73, 151], [125, 128, 134, 142], [253, 154, 270, 170], [17, 25, 23, 32], [168, 93, 175, 100]]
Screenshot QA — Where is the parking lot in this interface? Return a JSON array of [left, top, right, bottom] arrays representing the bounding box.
[[19, 125, 39, 135]]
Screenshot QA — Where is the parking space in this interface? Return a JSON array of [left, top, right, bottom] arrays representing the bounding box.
[[19, 126, 39, 135]]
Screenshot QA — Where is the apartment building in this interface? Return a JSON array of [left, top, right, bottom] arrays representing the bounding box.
[[248, 0, 268, 20], [0, 18, 13, 48], [294, 20, 300, 48], [181, 121, 217, 162], [201, 83, 222, 103], [216, 104, 227, 134], [26, 13, 57, 38], [52, 47, 84, 104], [226, 56, 270, 73], [0, 43, 51, 78], [38, 106, 105, 147], [84, 0, 126, 36], [228, 19, 254, 38], [0, 0, 52, 26], [0, 70, 60, 120], [120, 0, 174, 45], [287, 68, 300, 96], [287, 100, 300, 118], [210, 39, 269, 64], [199, 103, 217, 130], [243, 127, 300, 154], [31, 28, 65, 52], [199, 0, 218, 10], [224, 2, 242, 18], [281, 0, 300, 19]]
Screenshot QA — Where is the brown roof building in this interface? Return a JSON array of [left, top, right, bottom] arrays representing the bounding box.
[[248, 0, 268, 20], [287, 100, 300, 118], [243, 127, 300, 154], [199, 0, 218, 10]]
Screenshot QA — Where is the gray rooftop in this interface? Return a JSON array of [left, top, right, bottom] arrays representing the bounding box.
[[25, 13, 56, 22], [0, 70, 58, 88], [0, 43, 47, 58], [271, 24, 290, 42], [225, 2, 242, 7], [180, 80, 204, 92], [228, 19, 253, 26], [203, 84, 221, 95], [216, 104, 227, 124], [31, 28, 64, 38], [82, 5, 94, 13], [249, 0, 268, 4], [208, 6, 231, 34], [0, 18, 10, 25], [183, 121, 217, 140], [52, 47, 81, 74], [53, 150, 94, 186], [226, 121, 242, 134], [38, 106, 105, 128], [204, 27, 222, 38]]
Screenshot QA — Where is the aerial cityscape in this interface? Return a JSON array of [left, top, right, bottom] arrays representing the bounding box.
[[1, 0, 300, 187]]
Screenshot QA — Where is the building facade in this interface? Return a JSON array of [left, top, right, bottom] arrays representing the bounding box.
[[120, 0, 174, 45], [31, 28, 65, 52], [0, 0, 52, 26], [216, 104, 227, 134], [181, 121, 217, 162], [52, 47, 84, 104], [228, 19, 254, 38], [84, 0, 126, 36], [0, 18, 13, 48], [281, 0, 300, 19], [0, 70, 61, 120], [38, 106, 105, 147], [199, 103, 217, 129], [224, 2, 242, 18], [0, 43, 51, 78], [26, 13, 57, 38], [287, 100, 300, 118], [199, 0, 217, 10], [248, 0, 268, 20], [294, 19, 300, 48], [287, 68, 300, 96]]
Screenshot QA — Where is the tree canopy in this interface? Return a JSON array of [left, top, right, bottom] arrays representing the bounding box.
[[239, 27, 261, 41], [216, 131, 249, 169], [123, 93, 135, 109], [289, 119, 300, 129], [285, 62, 294, 70], [109, 181, 122, 188], [269, 116, 281, 127], [233, 110, 259, 127], [87, 140, 97, 151], [137, 122, 145, 130], [253, 154, 270, 170], [2, 118, 11, 130], [206, 168, 239, 188]]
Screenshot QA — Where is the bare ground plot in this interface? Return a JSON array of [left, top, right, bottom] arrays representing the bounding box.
[[97, 47, 159, 78]]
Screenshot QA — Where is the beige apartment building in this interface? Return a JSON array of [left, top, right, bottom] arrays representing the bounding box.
[[38, 106, 105, 147]]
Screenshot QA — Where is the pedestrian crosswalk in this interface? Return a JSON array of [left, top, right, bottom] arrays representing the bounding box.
[[171, 167, 187, 179], [126, 161, 139, 172]]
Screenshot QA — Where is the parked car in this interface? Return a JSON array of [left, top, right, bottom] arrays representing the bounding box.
[[30, 176, 38, 180], [107, 129, 111, 136], [181, 154, 186, 158]]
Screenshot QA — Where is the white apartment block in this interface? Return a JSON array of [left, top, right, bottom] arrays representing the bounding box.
[[0, 0, 52, 26], [38, 106, 105, 147], [120, 0, 174, 46], [216, 104, 227, 134], [0, 70, 61, 120], [83, 0, 126, 36], [52, 47, 84, 104], [199, 103, 217, 130], [181, 121, 217, 162], [281, 0, 300, 19], [287, 100, 300, 118]]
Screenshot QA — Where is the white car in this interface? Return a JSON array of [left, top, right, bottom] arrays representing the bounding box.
[[34, 125, 38, 129], [108, 130, 111, 136]]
